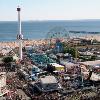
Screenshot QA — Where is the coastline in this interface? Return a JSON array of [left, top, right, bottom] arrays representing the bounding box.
[[80, 34, 100, 41], [0, 35, 100, 48], [0, 39, 47, 48]]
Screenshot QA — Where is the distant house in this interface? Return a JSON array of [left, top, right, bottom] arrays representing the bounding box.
[[81, 39, 92, 45], [60, 61, 77, 72]]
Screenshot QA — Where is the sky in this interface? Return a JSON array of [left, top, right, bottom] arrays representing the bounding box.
[[0, 0, 100, 21]]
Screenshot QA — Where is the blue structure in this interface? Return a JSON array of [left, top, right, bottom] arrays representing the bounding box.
[[31, 53, 55, 65], [30, 65, 41, 81], [55, 39, 63, 53], [32, 65, 41, 74], [30, 74, 38, 81]]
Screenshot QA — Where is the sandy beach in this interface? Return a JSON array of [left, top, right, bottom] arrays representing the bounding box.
[[80, 34, 100, 41], [0, 39, 47, 48], [0, 35, 100, 48]]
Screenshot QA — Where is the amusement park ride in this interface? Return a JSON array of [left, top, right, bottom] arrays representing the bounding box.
[[17, 7, 23, 60], [46, 26, 70, 52], [46, 26, 70, 42]]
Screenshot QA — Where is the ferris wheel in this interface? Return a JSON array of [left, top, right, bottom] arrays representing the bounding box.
[[46, 26, 70, 45]]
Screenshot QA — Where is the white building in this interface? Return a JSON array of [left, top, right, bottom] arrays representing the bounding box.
[[0, 72, 7, 96], [79, 60, 100, 81], [39, 76, 62, 92]]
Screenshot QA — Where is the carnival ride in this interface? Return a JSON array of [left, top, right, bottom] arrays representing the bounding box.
[[46, 26, 70, 46]]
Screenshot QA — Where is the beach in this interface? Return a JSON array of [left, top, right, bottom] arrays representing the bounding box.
[[0, 39, 47, 48], [81, 34, 100, 41], [0, 35, 100, 49]]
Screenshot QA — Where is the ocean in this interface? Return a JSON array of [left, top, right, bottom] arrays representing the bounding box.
[[0, 20, 100, 41]]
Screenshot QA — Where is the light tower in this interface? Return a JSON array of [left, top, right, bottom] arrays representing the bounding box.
[[17, 7, 23, 60]]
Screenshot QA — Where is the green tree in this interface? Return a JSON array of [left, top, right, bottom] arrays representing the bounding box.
[[3, 56, 13, 63], [63, 47, 79, 58], [3, 56, 14, 71], [91, 55, 96, 61]]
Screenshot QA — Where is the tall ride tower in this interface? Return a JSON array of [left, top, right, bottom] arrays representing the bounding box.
[[17, 7, 23, 60]]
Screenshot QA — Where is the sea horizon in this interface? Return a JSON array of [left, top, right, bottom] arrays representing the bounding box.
[[0, 19, 100, 42], [1, 19, 100, 22]]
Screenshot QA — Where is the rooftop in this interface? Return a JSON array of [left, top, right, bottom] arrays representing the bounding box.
[[40, 76, 57, 84], [79, 60, 100, 66]]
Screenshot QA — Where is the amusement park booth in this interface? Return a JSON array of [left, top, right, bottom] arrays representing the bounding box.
[[48, 63, 64, 72]]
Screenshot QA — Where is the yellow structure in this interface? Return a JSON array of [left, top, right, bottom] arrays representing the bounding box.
[[50, 63, 64, 71]]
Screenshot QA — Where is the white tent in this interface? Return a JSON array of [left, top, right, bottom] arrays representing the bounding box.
[[40, 76, 57, 84]]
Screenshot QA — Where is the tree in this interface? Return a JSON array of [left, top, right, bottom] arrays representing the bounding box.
[[3, 56, 13, 63], [90, 55, 96, 61], [70, 47, 79, 58], [3, 56, 14, 71], [63, 47, 79, 58]]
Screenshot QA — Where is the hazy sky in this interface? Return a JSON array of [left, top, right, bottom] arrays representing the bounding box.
[[0, 0, 100, 21]]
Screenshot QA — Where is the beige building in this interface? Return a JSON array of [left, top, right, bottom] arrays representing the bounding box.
[[79, 60, 100, 81], [0, 72, 6, 96]]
